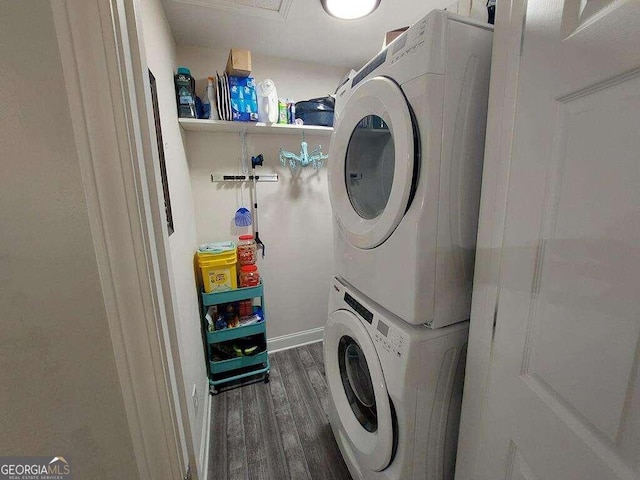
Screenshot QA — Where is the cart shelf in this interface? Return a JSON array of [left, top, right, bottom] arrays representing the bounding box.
[[209, 350, 268, 375], [207, 320, 266, 343], [202, 282, 263, 306]]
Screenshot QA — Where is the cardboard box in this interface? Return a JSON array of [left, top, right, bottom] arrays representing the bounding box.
[[228, 76, 258, 122], [383, 27, 409, 48], [225, 49, 252, 77]]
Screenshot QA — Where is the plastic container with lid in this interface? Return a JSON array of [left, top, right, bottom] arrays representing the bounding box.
[[237, 234, 257, 266], [239, 264, 260, 288], [196, 241, 237, 293], [174, 67, 196, 119]]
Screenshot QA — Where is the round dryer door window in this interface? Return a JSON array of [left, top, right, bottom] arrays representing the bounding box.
[[324, 309, 394, 472], [329, 76, 418, 249], [345, 115, 395, 221]]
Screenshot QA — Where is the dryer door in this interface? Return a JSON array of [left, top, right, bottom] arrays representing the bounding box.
[[324, 309, 394, 471], [328, 76, 417, 249]]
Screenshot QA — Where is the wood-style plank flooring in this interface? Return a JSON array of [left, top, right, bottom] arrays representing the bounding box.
[[208, 342, 352, 480]]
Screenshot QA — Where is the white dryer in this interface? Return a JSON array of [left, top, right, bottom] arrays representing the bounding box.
[[324, 277, 468, 480], [328, 10, 493, 328]]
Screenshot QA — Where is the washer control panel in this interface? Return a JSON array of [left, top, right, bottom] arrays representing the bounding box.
[[373, 319, 405, 358], [333, 278, 407, 359]]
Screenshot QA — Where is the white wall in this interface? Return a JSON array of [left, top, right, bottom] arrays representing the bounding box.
[[137, 0, 209, 475], [0, 2, 138, 478], [177, 46, 348, 340]]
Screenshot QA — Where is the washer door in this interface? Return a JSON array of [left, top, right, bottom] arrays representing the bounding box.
[[328, 76, 417, 249], [324, 309, 394, 471]]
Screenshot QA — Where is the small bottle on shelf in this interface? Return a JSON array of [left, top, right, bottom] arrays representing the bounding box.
[[238, 299, 253, 318]]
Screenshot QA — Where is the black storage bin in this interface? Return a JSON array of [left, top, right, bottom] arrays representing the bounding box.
[[295, 96, 335, 127]]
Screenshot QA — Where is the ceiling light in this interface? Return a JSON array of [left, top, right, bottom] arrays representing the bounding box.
[[321, 0, 381, 20]]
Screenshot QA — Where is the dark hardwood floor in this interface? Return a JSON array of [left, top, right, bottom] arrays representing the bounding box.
[[208, 342, 352, 480]]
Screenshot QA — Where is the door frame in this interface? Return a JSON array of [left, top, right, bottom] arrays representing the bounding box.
[[455, 0, 525, 478], [51, 0, 197, 478]]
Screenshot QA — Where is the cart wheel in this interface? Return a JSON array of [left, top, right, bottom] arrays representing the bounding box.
[[210, 386, 218, 396], [264, 373, 270, 384]]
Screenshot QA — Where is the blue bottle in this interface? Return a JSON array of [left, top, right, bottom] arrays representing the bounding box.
[[174, 67, 196, 118]]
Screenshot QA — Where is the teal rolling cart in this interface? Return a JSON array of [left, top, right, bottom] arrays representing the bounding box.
[[202, 282, 270, 395]]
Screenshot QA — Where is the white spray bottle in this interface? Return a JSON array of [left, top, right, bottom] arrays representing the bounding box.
[[207, 76, 219, 120]]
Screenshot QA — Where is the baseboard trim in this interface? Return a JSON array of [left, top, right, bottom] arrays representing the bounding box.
[[199, 391, 212, 480], [268, 327, 324, 353]]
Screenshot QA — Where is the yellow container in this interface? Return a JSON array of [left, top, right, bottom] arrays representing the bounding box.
[[197, 242, 238, 293]]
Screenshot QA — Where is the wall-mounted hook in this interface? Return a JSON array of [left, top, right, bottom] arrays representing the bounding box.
[[279, 131, 329, 170]]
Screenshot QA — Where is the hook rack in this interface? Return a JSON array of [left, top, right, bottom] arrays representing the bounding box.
[[211, 173, 278, 182]]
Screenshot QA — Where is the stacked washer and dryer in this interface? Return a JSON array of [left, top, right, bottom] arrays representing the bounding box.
[[323, 10, 493, 480]]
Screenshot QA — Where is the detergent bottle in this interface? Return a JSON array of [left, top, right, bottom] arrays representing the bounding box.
[[174, 67, 196, 118], [257, 79, 278, 124]]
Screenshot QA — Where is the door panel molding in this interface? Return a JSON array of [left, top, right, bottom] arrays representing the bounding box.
[[507, 444, 539, 480]]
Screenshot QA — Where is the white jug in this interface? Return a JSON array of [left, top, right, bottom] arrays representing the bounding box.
[[257, 79, 279, 124]]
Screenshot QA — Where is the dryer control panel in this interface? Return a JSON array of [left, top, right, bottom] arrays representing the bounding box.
[[349, 15, 432, 91], [388, 17, 428, 67], [374, 319, 405, 358]]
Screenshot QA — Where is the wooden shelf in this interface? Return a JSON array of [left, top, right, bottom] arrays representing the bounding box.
[[179, 118, 333, 136]]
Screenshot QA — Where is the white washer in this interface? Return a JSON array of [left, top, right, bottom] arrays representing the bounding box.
[[328, 10, 493, 328], [324, 278, 468, 480]]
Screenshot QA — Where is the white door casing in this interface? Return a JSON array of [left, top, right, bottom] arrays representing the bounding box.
[[51, 0, 196, 478], [324, 310, 394, 471], [328, 76, 416, 249], [457, 0, 640, 479]]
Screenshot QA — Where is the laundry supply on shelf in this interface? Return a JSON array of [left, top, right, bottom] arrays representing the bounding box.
[[278, 98, 288, 124], [257, 79, 279, 123], [287, 99, 295, 124], [174, 67, 197, 118], [228, 76, 258, 122]]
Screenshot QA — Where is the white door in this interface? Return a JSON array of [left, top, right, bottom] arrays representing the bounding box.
[[324, 309, 395, 471], [328, 76, 417, 249], [464, 0, 640, 478]]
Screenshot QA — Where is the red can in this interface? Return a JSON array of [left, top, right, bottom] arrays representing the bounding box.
[[238, 299, 253, 317]]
